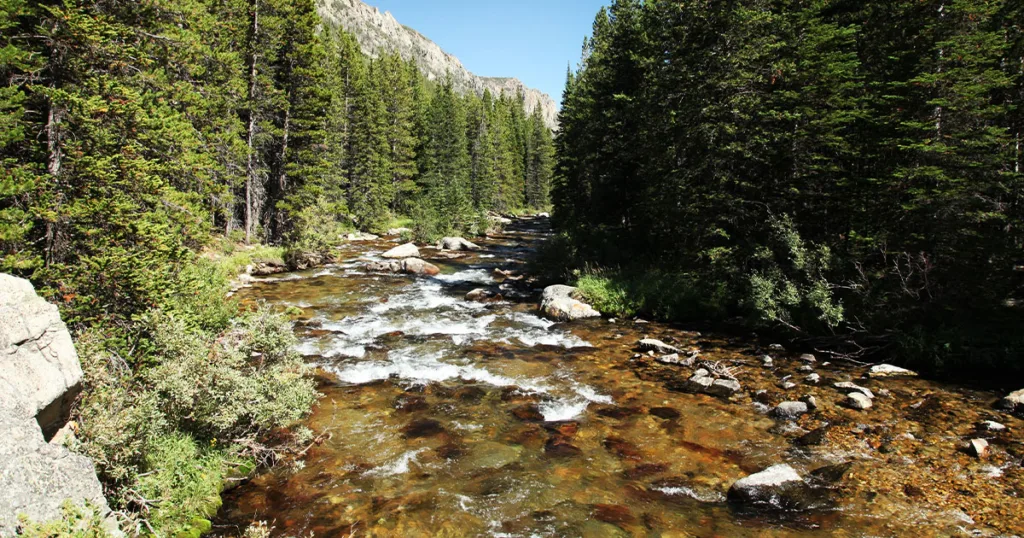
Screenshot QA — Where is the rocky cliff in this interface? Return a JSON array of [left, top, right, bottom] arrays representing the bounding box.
[[316, 0, 560, 130], [0, 274, 112, 535]]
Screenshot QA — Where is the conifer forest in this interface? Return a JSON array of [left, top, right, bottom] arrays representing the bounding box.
[[1, 0, 1024, 536]]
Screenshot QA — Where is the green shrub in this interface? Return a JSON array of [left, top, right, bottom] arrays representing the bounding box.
[[146, 308, 318, 442], [135, 434, 230, 537]]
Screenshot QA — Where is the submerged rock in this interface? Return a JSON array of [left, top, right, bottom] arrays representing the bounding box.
[[403, 418, 445, 438], [382, 242, 420, 259], [771, 402, 810, 420], [539, 285, 601, 322], [794, 426, 830, 447], [727, 464, 815, 511], [437, 237, 481, 251], [868, 364, 918, 378]]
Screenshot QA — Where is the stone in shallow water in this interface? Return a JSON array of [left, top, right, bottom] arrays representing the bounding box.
[[805, 373, 821, 384], [649, 407, 681, 420], [868, 364, 918, 378], [794, 425, 830, 447], [845, 392, 873, 410], [592, 504, 636, 525], [808, 461, 854, 485], [771, 401, 809, 420], [727, 464, 816, 511], [834, 381, 875, 400], [540, 285, 601, 321], [402, 418, 445, 438], [967, 438, 989, 459], [707, 378, 742, 398], [511, 404, 545, 422], [684, 372, 715, 393], [638, 338, 682, 355], [998, 389, 1024, 415], [464, 441, 522, 470], [604, 437, 643, 461], [657, 353, 695, 367], [544, 435, 581, 458], [382, 242, 419, 259], [798, 353, 817, 363], [977, 420, 1006, 432]]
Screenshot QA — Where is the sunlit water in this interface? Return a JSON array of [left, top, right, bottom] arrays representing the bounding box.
[[214, 219, 1022, 537]]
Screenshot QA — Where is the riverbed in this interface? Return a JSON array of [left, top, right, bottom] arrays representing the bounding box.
[[214, 218, 1023, 537]]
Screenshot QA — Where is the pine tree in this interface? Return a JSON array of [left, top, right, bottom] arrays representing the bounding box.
[[419, 75, 473, 236]]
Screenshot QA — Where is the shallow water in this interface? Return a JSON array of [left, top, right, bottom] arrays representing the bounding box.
[[214, 219, 1023, 537]]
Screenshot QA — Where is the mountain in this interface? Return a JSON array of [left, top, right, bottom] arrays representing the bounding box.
[[316, 0, 560, 130]]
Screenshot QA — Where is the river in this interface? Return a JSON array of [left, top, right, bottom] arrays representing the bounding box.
[[214, 218, 1022, 537]]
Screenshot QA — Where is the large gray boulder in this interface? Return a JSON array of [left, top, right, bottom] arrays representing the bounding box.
[[437, 237, 480, 251], [0, 274, 82, 433], [539, 285, 601, 322], [382, 242, 420, 259], [0, 274, 112, 535]]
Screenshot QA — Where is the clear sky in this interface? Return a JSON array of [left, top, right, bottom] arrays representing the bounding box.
[[362, 0, 608, 105]]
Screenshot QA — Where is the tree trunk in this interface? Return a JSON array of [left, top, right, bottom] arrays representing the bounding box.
[[244, 0, 260, 244]]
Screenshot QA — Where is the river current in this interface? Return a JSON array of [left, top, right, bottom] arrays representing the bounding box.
[[214, 218, 1023, 537]]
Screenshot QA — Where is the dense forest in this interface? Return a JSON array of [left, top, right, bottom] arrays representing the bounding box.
[[552, 0, 1024, 379], [0, 0, 553, 533]]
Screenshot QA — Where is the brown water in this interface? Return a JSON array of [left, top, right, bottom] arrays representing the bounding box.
[[214, 219, 1023, 537]]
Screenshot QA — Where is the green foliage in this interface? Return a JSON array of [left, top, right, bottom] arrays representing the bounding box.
[[135, 434, 228, 537], [17, 501, 112, 538], [556, 0, 1024, 378]]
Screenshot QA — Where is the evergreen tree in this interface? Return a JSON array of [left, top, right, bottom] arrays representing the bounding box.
[[419, 75, 473, 235]]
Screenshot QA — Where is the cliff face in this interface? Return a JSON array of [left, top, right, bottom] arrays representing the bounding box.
[[316, 0, 559, 130]]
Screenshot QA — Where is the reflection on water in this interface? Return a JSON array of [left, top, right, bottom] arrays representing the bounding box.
[[215, 220, 1020, 537]]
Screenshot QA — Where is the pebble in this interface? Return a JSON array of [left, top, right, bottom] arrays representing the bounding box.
[[769, 344, 785, 351], [778, 381, 798, 390], [801, 395, 819, 411], [798, 365, 815, 373], [805, 373, 821, 384], [798, 353, 817, 363], [761, 355, 774, 367]]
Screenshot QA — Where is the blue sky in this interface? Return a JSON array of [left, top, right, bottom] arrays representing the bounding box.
[[363, 0, 608, 104]]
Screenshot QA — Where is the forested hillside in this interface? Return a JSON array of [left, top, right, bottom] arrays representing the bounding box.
[[553, 0, 1024, 378], [0, 0, 553, 533]]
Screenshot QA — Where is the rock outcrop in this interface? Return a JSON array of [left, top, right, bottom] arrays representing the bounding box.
[[539, 285, 601, 322], [317, 0, 559, 130], [0, 274, 112, 535]]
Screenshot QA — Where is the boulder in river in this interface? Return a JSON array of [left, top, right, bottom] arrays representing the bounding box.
[[365, 258, 440, 276], [845, 392, 873, 410], [770, 401, 810, 420], [707, 378, 742, 398], [437, 237, 481, 251], [833, 381, 875, 400], [466, 288, 502, 303], [997, 389, 1024, 416], [867, 364, 918, 378], [0, 274, 114, 535], [638, 338, 682, 355], [539, 285, 601, 322], [727, 464, 815, 511], [657, 353, 695, 367], [382, 242, 420, 259]]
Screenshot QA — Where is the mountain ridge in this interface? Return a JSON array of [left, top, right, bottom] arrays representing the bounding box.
[[316, 0, 560, 130]]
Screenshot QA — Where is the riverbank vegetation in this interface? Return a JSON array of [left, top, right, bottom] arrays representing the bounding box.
[[0, 0, 553, 533], [552, 0, 1024, 381]]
